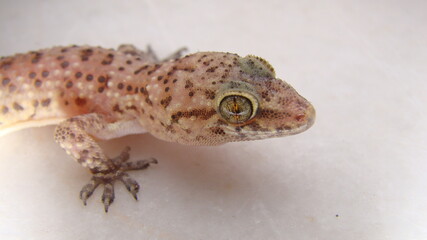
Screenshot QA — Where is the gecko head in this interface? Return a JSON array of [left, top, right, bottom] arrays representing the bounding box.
[[164, 53, 315, 145]]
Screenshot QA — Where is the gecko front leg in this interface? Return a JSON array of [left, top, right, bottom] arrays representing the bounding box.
[[54, 113, 157, 212]]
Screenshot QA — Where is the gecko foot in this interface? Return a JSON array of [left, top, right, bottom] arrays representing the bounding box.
[[79, 147, 158, 212]]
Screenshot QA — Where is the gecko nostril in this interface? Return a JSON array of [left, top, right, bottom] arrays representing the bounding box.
[[295, 114, 305, 121]]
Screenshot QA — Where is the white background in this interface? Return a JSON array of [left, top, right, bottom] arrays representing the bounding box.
[[0, 0, 426, 239]]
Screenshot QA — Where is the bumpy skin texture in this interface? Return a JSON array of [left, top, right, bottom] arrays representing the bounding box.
[[0, 45, 315, 211]]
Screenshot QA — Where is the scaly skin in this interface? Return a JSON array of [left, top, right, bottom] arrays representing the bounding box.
[[0, 45, 315, 212]]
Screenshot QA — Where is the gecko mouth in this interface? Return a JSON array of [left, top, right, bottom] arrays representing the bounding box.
[[224, 103, 316, 141]]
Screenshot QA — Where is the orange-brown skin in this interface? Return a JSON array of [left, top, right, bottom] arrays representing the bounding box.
[[0, 45, 315, 212]]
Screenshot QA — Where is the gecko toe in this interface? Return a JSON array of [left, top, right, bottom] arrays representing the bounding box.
[[102, 183, 115, 213], [120, 173, 140, 200], [79, 177, 101, 205]]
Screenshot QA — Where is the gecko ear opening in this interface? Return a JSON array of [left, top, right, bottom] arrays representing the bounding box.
[[238, 55, 276, 78]]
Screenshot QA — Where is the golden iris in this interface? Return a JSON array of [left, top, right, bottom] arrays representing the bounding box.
[[219, 95, 254, 124]]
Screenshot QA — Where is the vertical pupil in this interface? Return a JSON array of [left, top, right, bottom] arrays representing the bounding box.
[[219, 95, 254, 124], [232, 97, 240, 113]]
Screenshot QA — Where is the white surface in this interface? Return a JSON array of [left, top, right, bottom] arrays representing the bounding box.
[[1, 0, 426, 239]]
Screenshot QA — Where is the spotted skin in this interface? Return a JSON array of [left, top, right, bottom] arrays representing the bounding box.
[[0, 45, 315, 212]]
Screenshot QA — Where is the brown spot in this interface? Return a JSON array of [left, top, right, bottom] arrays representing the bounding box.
[[204, 90, 216, 100], [117, 83, 124, 89], [41, 98, 51, 107], [206, 66, 217, 73], [1, 106, 9, 114], [125, 105, 138, 111], [74, 72, 82, 78], [61, 61, 69, 68], [188, 91, 194, 97], [165, 125, 176, 133], [118, 67, 125, 71], [75, 97, 86, 106], [184, 80, 193, 89], [86, 74, 93, 81], [126, 60, 132, 65], [34, 79, 42, 88], [134, 65, 149, 75], [160, 96, 172, 108], [13, 102, 24, 111], [147, 64, 162, 75], [56, 56, 64, 61], [172, 79, 178, 83], [31, 52, 42, 64], [98, 87, 104, 93], [126, 85, 133, 91], [76, 134, 84, 143], [64, 100, 69, 106], [113, 104, 123, 114], [163, 79, 169, 84], [149, 115, 154, 120], [157, 76, 163, 81], [101, 53, 114, 65], [145, 97, 153, 106], [165, 87, 170, 92], [261, 91, 269, 99], [140, 86, 147, 95], [98, 76, 106, 83], [42, 71, 49, 78], [80, 48, 93, 61], [29, 72, 36, 79], [2, 78, 10, 86], [66, 81, 73, 88]]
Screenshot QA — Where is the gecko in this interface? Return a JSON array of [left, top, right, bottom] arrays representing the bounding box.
[[0, 44, 315, 212]]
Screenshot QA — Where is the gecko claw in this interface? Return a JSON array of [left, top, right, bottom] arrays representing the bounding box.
[[78, 147, 157, 212], [102, 183, 114, 213]]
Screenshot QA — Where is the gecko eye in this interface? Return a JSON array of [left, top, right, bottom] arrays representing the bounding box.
[[218, 94, 258, 124]]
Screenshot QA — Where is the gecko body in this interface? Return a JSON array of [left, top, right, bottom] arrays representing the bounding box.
[[0, 45, 315, 211]]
